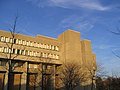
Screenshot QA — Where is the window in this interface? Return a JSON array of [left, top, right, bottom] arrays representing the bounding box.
[[43, 53, 47, 58], [34, 42, 37, 47], [23, 50, 26, 55], [20, 40, 23, 44], [30, 42, 33, 47], [13, 39, 16, 44], [39, 52, 42, 57], [5, 37, 10, 42], [18, 39, 20, 44], [25, 50, 28, 55], [15, 49, 17, 54], [13, 49, 16, 54], [56, 55, 59, 59], [51, 54, 53, 58], [43, 44, 47, 49], [33, 52, 36, 56], [1, 36, 5, 42], [46, 44, 49, 49], [10, 38, 13, 43], [49, 45, 52, 49], [21, 50, 24, 55], [23, 40, 26, 45], [36, 52, 39, 57], [18, 39, 22, 44], [40, 43, 43, 48], [41, 52, 43, 57], [28, 51, 30, 56], [55, 46, 59, 51], [37, 43, 39, 47], [52, 45, 54, 50], [8, 48, 11, 53], [30, 51, 33, 56], [26, 41, 30, 46], [17, 49, 20, 54], [16, 39, 19, 44], [53, 54, 56, 58], [4, 47, 8, 53], [0, 47, 4, 52], [48, 53, 52, 58]]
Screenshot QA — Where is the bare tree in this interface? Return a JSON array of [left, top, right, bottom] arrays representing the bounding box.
[[7, 15, 20, 90], [85, 65, 96, 90], [108, 21, 120, 59], [85, 62, 107, 90], [108, 21, 120, 35], [96, 63, 107, 78], [0, 15, 25, 90], [60, 62, 86, 90]]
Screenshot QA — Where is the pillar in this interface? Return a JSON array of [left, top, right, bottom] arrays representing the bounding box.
[[4, 61, 9, 90], [21, 62, 28, 90], [51, 65, 56, 90]]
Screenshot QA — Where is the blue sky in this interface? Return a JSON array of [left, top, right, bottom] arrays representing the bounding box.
[[0, 0, 120, 75]]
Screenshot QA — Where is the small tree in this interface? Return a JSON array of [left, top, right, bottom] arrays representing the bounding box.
[[86, 62, 107, 90], [60, 62, 86, 90], [96, 63, 107, 90]]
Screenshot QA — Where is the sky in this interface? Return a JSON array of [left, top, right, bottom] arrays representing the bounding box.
[[0, 0, 120, 75]]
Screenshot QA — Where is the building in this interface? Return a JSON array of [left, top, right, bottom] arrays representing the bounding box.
[[0, 29, 96, 90]]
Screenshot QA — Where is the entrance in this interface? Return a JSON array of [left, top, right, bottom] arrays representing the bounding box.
[[0, 73, 5, 90], [9, 73, 22, 90], [27, 73, 37, 90]]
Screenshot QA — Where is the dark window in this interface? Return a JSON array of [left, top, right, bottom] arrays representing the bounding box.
[[17, 49, 20, 54], [13, 49, 16, 54], [13, 39, 16, 44]]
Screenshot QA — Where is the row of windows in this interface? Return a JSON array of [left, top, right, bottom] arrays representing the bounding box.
[[0, 47, 59, 59], [0, 36, 59, 51], [29, 64, 38, 68], [29, 64, 53, 69]]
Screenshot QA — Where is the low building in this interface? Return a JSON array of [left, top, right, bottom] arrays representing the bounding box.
[[0, 29, 96, 90]]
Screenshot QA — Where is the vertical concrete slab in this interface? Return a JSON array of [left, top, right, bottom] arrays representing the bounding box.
[[58, 30, 82, 64], [21, 62, 27, 90]]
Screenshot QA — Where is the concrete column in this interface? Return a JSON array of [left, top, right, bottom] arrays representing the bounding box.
[[51, 65, 56, 90], [36, 63, 42, 90], [4, 71, 8, 90], [21, 62, 28, 90], [4, 61, 9, 90]]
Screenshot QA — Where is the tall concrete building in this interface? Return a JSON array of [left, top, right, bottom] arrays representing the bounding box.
[[0, 30, 96, 90]]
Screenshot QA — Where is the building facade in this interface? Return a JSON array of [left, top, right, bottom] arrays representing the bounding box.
[[0, 30, 96, 90]]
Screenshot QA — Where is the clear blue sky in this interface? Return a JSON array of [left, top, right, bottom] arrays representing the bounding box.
[[0, 0, 120, 75]]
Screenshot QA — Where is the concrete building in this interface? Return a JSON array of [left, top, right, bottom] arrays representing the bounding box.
[[0, 30, 96, 90]]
